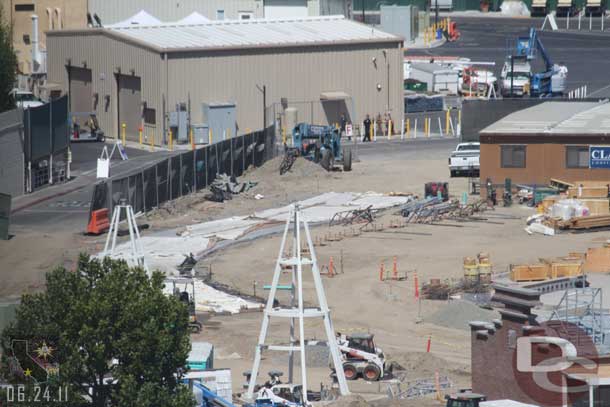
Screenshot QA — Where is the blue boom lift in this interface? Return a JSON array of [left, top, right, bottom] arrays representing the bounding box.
[[190, 381, 236, 407], [289, 123, 352, 172], [512, 28, 567, 97]]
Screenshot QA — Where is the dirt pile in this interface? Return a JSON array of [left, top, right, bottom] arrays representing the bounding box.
[[326, 394, 370, 407], [388, 351, 470, 378], [144, 156, 336, 228], [426, 300, 499, 331]]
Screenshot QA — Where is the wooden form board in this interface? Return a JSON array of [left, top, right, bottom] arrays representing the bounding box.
[[584, 245, 610, 273], [510, 264, 549, 282], [511, 261, 583, 282]]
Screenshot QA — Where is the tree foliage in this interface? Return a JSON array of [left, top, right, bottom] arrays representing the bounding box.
[[1, 255, 195, 407], [0, 4, 17, 112]]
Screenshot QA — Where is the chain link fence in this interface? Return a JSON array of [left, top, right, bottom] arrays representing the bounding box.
[[89, 127, 276, 221]]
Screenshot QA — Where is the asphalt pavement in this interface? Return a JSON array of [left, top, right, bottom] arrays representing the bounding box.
[[10, 141, 176, 232], [406, 16, 610, 97]]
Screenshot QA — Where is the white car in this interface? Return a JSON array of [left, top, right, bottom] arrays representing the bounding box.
[[449, 142, 480, 177], [500, 61, 532, 97], [10, 89, 44, 109]]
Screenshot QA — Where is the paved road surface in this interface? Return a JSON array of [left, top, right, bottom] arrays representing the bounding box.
[[11, 142, 177, 232], [10, 139, 455, 232], [406, 17, 610, 97]]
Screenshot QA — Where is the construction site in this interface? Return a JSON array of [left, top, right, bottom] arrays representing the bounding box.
[[5, 131, 610, 406], [2, 2, 610, 406]]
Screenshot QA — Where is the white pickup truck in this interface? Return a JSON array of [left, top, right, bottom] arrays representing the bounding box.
[[449, 142, 480, 177]]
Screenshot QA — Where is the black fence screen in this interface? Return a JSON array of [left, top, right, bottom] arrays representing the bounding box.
[[24, 95, 69, 162], [89, 127, 275, 220]]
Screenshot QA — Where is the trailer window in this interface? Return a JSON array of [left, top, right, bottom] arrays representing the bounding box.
[[501, 145, 526, 168], [566, 146, 589, 168]]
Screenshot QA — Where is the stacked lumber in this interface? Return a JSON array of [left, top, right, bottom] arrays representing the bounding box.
[[566, 181, 609, 199], [557, 214, 610, 230]]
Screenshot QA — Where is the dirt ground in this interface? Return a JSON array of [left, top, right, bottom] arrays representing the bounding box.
[[3, 141, 609, 405], [174, 145, 607, 403]]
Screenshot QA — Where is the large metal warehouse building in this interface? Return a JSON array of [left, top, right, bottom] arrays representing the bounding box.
[[46, 16, 403, 144]]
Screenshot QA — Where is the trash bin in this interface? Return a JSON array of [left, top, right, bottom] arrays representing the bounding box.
[[436, 28, 443, 39]]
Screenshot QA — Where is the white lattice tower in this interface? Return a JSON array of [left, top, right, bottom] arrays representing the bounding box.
[[246, 204, 349, 402], [103, 200, 149, 273]]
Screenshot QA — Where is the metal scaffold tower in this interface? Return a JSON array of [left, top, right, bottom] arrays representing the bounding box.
[[103, 199, 149, 273], [246, 204, 349, 403], [549, 287, 609, 350]]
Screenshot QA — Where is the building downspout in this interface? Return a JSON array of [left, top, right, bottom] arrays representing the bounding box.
[[163, 52, 168, 145]]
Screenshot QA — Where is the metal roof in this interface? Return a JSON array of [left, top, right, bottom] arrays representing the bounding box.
[[105, 15, 401, 52], [188, 342, 213, 362], [481, 101, 610, 135], [409, 62, 457, 75]]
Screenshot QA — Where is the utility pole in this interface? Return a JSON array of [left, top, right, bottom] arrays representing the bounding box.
[[435, 0, 439, 25]]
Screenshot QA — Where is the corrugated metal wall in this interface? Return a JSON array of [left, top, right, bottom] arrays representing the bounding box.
[[169, 43, 404, 132], [0, 109, 25, 197], [47, 31, 403, 143], [88, 0, 263, 24], [47, 32, 162, 142]]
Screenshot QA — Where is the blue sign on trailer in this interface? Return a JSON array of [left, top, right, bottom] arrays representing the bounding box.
[[589, 146, 610, 169]]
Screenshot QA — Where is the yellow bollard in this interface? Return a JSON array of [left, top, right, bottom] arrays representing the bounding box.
[[169, 129, 173, 150], [190, 127, 194, 150], [227, 128, 231, 139], [388, 120, 393, 140], [445, 110, 450, 135], [458, 109, 462, 129], [406, 118, 411, 137], [121, 123, 126, 145], [209, 128, 213, 145], [150, 129, 155, 152], [138, 127, 142, 145], [246, 128, 251, 134]]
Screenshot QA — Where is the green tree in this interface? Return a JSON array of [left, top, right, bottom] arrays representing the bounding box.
[[0, 4, 17, 112], [0, 255, 195, 407]]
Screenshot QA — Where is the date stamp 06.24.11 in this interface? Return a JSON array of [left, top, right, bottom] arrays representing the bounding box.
[[3, 384, 69, 404]]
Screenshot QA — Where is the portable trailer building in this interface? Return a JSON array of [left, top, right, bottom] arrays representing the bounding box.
[[47, 16, 403, 144], [409, 62, 459, 94]]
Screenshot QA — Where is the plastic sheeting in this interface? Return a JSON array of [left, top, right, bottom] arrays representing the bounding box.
[[99, 191, 409, 313], [254, 192, 411, 222], [500, 1, 531, 16]]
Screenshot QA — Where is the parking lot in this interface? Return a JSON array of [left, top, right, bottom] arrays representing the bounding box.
[[407, 16, 610, 97]]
